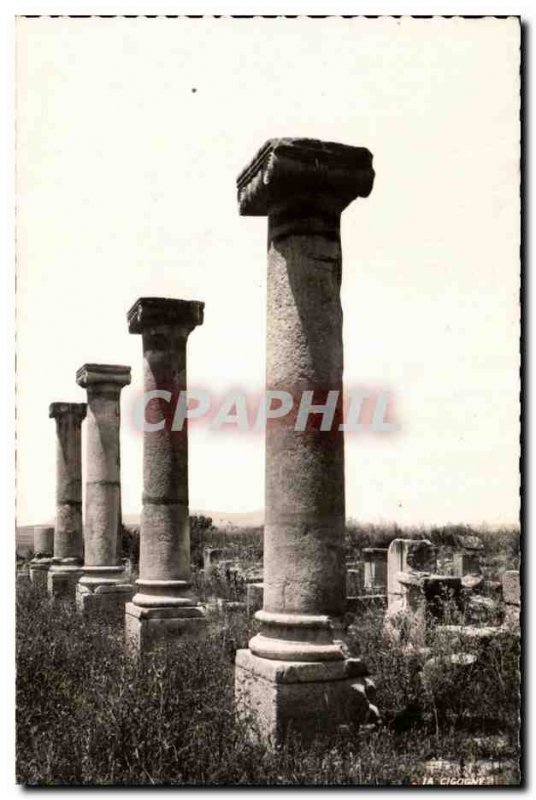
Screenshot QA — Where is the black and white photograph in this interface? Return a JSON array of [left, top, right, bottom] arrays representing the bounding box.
[[9, 7, 524, 789]]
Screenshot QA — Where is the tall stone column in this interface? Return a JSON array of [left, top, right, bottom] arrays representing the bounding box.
[[47, 403, 86, 600], [75, 363, 133, 619], [234, 138, 378, 742], [125, 297, 206, 653], [29, 525, 54, 590]]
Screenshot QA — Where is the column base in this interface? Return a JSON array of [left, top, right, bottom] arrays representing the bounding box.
[[76, 581, 134, 621], [30, 558, 52, 590], [235, 649, 379, 745], [125, 602, 207, 656], [47, 563, 83, 601]]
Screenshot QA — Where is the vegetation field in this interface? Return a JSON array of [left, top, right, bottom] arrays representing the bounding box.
[[16, 522, 521, 786]]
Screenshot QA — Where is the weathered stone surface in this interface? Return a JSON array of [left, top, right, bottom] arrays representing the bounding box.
[[33, 525, 54, 557], [246, 582, 264, 616], [362, 547, 388, 592], [346, 566, 364, 596], [203, 547, 224, 571], [29, 557, 52, 590], [465, 595, 502, 626], [125, 601, 206, 655], [346, 594, 387, 613], [48, 403, 86, 598], [216, 599, 247, 615], [435, 625, 516, 652], [234, 138, 376, 739], [77, 582, 134, 620], [235, 649, 377, 744], [31, 525, 54, 590], [76, 363, 131, 616], [502, 570, 520, 606], [387, 538, 436, 611], [502, 570, 520, 627], [48, 564, 82, 601], [237, 138, 374, 217], [126, 298, 206, 652], [456, 534, 484, 552], [453, 550, 482, 578], [385, 542, 458, 646]]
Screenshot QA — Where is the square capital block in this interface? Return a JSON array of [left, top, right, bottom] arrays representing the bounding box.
[[127, 297, 204, 335], [76, 363, 131, 389], [237, 138, 374, 216], [49, 402, 87, 422]]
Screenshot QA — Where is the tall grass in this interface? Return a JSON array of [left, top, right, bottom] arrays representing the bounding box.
[[17, 580, 520, 786]]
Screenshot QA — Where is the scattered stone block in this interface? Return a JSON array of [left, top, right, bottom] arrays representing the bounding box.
[[453, 550, 482, 578], [346, 565, 364, 595], [346, 595, 386, 613], [502, 570, 520, 627], [362, 547, 388, 593], [203, 547, 224, 572], [465, 595, 502, 626]]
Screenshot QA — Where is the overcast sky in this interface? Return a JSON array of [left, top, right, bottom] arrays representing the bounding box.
[[16, 16, 520, 527]]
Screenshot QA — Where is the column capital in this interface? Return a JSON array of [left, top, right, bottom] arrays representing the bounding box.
[[49, 402, 87, 422], [127, 297, 204, 335], [237, 137, 374, 217], [76, 363, 131, 389]]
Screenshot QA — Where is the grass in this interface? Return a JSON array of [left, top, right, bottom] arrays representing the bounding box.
[[16, 567, 520, 786]]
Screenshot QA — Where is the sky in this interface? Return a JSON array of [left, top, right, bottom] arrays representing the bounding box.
[[15, 15, 520, 527]]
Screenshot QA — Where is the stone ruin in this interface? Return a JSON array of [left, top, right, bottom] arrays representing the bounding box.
[[124, 298, 207, 655], [384, 538, 462, 649], [47, 403, 86, 600], [29, 525, 54, 589], [76, 364, 133, 620], [233, 138, 378, 743], [20, 135, 520, 749]]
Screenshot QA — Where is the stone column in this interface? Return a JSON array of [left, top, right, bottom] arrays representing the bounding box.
[[234, 138, 378, 742], [29, 525, 54, 590], [125, 297, 206, 653], [47, 403, 86, 600], [75, 363, 133, 619]]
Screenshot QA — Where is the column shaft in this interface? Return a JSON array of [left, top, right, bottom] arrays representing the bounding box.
[[264, 215, 346, 619], [140, 326, 190, 587], [125, 297, 206, 653], [75, 364, 132, 616], [48, 403, 86, 600], [234, 138, 378, 742], [50, 403, 86, 562]]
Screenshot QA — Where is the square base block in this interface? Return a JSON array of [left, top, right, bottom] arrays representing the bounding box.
[[77, 583, 134, 621], [30, 562, 51, 591], [125, 602, 207, 656], [47, 568, 82, 601], [235, 649, 378, 745]]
